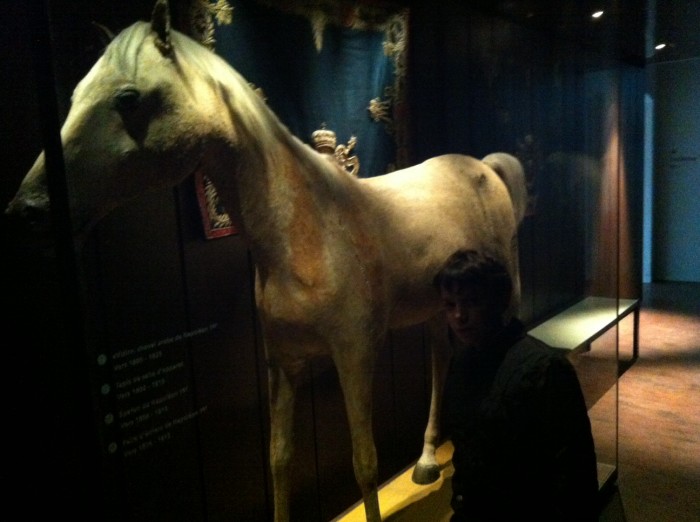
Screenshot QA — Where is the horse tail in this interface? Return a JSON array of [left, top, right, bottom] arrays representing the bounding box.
[[482, 152, 527, 226]]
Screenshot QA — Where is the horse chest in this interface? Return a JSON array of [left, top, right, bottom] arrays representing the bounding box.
[[256, 256, 379, 343], [256, 264, 337, 324]]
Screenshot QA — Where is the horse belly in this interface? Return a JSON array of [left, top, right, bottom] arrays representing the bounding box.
[[387, 297, 442, 330], [366, 158, 518, 328]]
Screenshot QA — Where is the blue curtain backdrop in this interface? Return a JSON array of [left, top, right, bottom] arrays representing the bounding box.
[[211, 0, 407, 179]]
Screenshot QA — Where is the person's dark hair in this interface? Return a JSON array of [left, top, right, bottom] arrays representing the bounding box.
[[433, 249, 512, 303]]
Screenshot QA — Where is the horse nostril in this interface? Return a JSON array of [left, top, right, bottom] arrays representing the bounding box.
[[6, 199, 51, 231], [25, 203, 49, 222]]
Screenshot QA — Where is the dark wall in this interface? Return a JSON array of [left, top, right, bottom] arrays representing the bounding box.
[[1, 1, 644, 521]]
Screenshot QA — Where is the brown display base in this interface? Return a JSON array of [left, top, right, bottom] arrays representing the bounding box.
[[597, 461, 618, 494], [333, 442, 455, 522]]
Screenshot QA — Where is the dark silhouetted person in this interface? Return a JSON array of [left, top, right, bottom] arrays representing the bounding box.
[[435, 249, 599, 521]]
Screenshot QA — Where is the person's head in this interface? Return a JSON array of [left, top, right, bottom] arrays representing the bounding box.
[[434, 249, 513, 348]]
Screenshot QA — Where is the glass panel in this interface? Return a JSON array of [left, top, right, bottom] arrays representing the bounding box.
[[570, 327, 619, 491], [4, 0, 642, 519]]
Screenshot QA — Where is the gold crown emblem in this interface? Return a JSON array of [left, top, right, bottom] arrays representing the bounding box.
[[311, 125, 337, 154]]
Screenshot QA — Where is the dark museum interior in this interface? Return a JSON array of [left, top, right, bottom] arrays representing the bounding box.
[[1, 1, 697, 521]]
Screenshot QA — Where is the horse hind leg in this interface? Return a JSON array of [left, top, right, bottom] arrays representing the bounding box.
[[411, 315, 452, 484]]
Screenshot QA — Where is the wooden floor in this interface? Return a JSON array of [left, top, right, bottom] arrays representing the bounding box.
[[336, 282, 700, 522], [615, 281, 700, 522]]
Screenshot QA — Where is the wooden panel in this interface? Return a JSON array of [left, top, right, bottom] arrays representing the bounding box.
[[177, 185, 270, 521], [384, 325, 431, 466], [80, 188, 206, 521]]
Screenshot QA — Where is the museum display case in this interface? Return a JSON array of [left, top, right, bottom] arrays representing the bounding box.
[[2, 1, 645, 520]]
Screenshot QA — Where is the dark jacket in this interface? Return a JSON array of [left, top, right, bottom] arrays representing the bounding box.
[[444, 319, 599, 521]]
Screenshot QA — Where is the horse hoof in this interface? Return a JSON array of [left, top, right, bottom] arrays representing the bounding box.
[[411, 463, 440, 484]]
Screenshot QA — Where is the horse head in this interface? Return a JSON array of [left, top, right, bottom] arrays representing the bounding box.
[[6, 0, 233, 241]]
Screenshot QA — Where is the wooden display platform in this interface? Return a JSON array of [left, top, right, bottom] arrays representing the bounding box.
[[333, 442, 454, 522], [333, 442, 618, 521]]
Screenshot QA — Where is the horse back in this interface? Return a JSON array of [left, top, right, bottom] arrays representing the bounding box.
[[359, 154, 522, 327]]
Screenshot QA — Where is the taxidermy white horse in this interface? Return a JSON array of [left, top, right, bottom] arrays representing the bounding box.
[[6, 1, 527, 520]]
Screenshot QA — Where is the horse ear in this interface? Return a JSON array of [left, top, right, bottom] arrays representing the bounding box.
[[91, 21, 115, 47], [151, 0, 172, 55]]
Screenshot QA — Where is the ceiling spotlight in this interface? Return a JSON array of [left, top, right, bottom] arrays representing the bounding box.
[[655, 43, 667, 50], [592, 10, 604, 19]]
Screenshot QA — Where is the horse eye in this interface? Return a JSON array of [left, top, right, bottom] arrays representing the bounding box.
[[114, 88, 141, 111]]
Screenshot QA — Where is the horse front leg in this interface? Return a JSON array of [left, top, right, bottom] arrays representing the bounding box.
[[412, 317, 452, 484], [333, 343, 381, 522], [267, 363, 296, 522]]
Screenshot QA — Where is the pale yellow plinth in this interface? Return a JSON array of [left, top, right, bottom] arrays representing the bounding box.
[[332, 441, 455, 522]]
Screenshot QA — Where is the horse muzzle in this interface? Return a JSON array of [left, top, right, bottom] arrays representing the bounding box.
[[5, 191, 52, 236]]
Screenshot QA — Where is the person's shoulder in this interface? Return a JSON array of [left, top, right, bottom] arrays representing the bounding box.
[[517, 336, 586, 395], [507, 333, 564, 367], [494, 336, 562, 398], [495, 333, 547, 376]]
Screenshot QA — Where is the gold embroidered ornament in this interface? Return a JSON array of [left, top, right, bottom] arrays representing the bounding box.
[[312, 125, 360, 177], [189, 0, 234, 49]]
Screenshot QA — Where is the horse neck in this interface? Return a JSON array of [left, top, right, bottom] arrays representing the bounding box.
[[206, 87, 348, 271]]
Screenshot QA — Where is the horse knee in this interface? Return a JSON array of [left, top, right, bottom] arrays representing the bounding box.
[[352, 445, 378, 491]]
